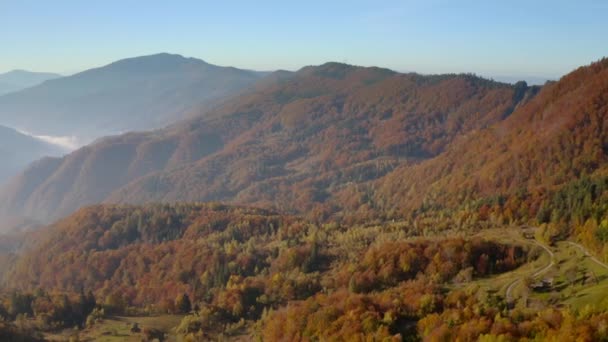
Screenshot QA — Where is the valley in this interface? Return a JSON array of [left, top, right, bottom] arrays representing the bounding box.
[[0, 125, 68, 186], [0, 56, 605, 338], [0, 8, 606, 339]]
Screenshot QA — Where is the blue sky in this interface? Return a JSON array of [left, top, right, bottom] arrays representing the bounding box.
[[1, 0, 607, 82]]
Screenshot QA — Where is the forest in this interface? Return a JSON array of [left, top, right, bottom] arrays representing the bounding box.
[[3, 192, 608, 340], [0, 203, 532, 340]]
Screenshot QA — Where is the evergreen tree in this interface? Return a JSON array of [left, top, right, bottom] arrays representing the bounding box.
[[175, 294, 192, 314]]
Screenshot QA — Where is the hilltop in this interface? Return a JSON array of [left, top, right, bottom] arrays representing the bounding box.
[[0, 53, 264, 142]]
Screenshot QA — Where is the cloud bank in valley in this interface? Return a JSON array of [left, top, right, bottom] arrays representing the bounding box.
[[16, 128, 80, 151]]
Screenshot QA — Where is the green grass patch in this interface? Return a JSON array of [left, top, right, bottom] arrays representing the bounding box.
[[43, 315, 184, 342]]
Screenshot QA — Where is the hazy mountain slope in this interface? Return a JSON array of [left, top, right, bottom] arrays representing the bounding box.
[[0, 53, 264, 142], [0, 70, 60, 95], [0, 82, 17, 96], [109, 67, 536, 216], [0, 125, 66, 183], [0, 63, 536, 227], [371, 58, 608, 214]]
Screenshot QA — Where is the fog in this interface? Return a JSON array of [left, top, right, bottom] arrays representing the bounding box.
[[15, 128, 79, 151]]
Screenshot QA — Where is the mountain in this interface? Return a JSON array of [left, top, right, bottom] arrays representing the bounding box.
[[2, 59, 608, 341], [0, 62, 538, 228], [0, 125, 66, 184], [371, 58, 608, 216], [0, 53, 265, 142], [0, 70, 60, 95]]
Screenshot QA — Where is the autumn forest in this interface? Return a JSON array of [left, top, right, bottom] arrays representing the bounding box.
[[0, 9, 608, 339]]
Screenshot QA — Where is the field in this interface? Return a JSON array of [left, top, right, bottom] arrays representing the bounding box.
[[43, 315, 184, 342], [457, 227, 608, 312]]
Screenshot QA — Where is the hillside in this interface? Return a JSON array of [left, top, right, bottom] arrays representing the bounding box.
[[0, 53, 264, 142], [0, 125, 66, 184], [371, 58, 608, 217], [0, 63, 537, 227], [5, 203, 608, 341], [0, 70, 60, 96], [0, 203, 531, 340]]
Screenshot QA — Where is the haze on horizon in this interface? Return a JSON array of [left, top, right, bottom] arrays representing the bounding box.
[[1, 0, 607, 84]]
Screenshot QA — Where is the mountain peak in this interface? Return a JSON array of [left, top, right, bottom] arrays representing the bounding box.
[[0, 53, 265, 142], [2, 69, 28, 75], [101, 53, 211, 73]]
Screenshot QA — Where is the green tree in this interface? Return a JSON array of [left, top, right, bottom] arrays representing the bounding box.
[[175, 293, 192, 314]]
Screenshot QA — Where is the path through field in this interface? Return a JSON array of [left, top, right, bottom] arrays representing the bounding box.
[[566, 241, 608, 270], [505, 240, 554, 305]]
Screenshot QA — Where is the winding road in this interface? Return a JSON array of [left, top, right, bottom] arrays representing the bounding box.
[[505, 240, 555, 305], [505, 240, 608, 306], [566, 241, 608, 270]]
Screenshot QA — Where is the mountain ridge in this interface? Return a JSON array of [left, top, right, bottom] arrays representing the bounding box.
[[0, 70, 61, 95], [369, 58, 608, 216], [0, 63, 538, 229], [0, 53, 265, 142]]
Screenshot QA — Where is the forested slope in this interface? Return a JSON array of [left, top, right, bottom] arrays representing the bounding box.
[[0, 63, 537, 228]]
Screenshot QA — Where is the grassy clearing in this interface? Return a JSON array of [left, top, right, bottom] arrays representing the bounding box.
[[469, 228, 547, 292], [552, 242, 608, 311], [43, 315, 184, 342], [466, 228, 608, 311], [443, 227, 550, 309]]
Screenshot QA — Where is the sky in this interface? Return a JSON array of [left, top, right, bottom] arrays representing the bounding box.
[[1, 0, 607, 82]]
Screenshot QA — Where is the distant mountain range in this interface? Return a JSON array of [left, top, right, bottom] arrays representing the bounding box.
[[0, 70, 61, 95], [0, 125, 66, 184], [0, 53, 265, 143], [0, 61, 539, 228]]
